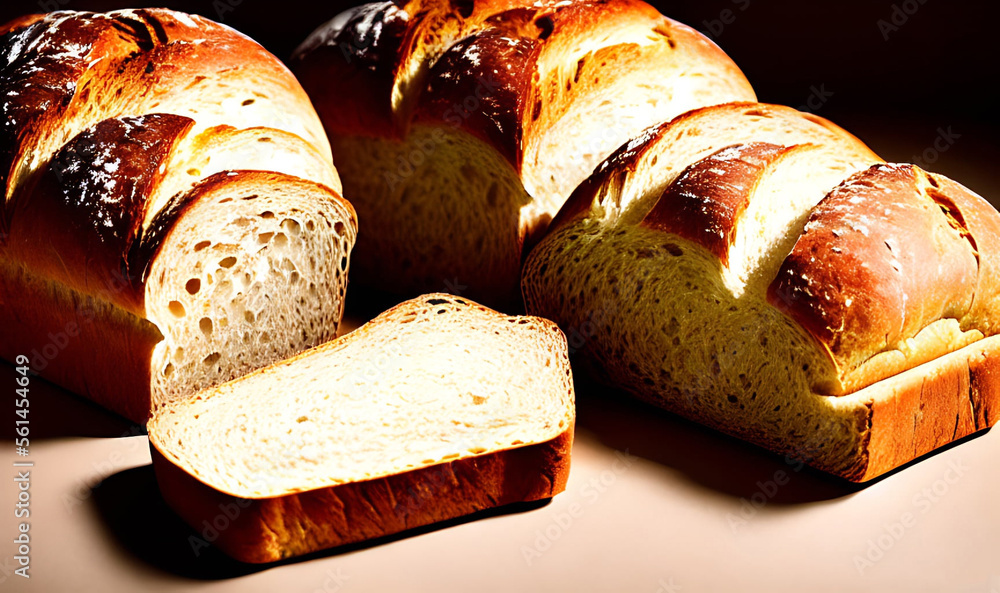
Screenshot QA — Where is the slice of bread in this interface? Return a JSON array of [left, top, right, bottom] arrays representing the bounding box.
[[147, 294, 575, 562]]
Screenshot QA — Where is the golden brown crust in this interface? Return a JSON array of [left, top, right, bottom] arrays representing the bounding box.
[[0, 257, 161, 422], [151, 413, 572, 563], [6, 114, 195, 313], [768, 165, 983, 391], [854, 335, 1000, 482], [414, 29, 540, 167], [641, 142, 790, 265], [547, 102, 881, 235], [290, 2, 410, 139], [927, 172, 1000, 336], [2, 8, 329, 208], [295, 0, 749, 170]]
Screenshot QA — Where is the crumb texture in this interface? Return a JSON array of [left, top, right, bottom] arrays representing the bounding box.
[[149, 294, 575, 498]]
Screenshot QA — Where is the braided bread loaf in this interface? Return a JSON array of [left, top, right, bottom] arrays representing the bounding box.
[[293, 0, 755, 307], [522, 102, 1000, 481], [0, 9, 357, 422]]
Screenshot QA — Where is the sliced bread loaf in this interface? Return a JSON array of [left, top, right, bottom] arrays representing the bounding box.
[[0, 9, 356, 421], [148, 294, 575, 562]]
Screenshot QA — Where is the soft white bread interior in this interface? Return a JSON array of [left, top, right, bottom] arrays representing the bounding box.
[[293, 0, 756, 307], [144, 171, 356, 411], [523, 102, 1000, 481], [148, 294, 575, 562]]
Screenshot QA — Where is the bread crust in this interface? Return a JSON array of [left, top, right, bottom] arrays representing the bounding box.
[[0, 257, 161, 422], [150, 429, 572, 563], [642, 142, 792, 265], [6, 113, 195, 313], [852, 334, 1000, 481], [768, 164, 997, 393], [548, 102, 882, 232]]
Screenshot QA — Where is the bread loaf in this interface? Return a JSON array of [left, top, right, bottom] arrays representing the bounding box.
[[522, 102, 1000, 481], [292, 0, 755, 307], [0, 9, 357, 422], [148, 294, 575, 563]]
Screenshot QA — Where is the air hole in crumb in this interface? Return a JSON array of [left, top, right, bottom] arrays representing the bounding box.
[[281, 219, 301, 235], [306, 220, 316, 231], [199, 317, 213, 336], [274, 233, 288, 247], [194, 240, 211, 251], [168, 301, 185, 317], [290, 271, 300, 284], [219, 256, 237, 268], [186, 168, 200, 176], [471, 395, 487, 405], [244, 310, 255, 323], [257, 137, 272, 143], [297, 416, 309, 423], [242, 98, 255, 106], [339, 256, 347, 271], [333, 221, 345, 236], [426, 298, 449, 306], [185, 278, 201, 294], [163, 363, 174, 378], [260, 211, 275, 219], [258, 232, 274, 243], [203, 352, 221, 365]]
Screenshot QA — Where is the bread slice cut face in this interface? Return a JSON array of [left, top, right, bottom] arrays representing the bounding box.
[[148, 294, 575, 562]]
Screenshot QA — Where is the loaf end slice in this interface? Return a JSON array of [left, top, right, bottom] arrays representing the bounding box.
[[147, 294, 575, 562]]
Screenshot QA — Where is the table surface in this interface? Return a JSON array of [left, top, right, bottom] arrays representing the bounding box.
[[2, 318, 999, 593], [2, 122, 1000, 593]]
